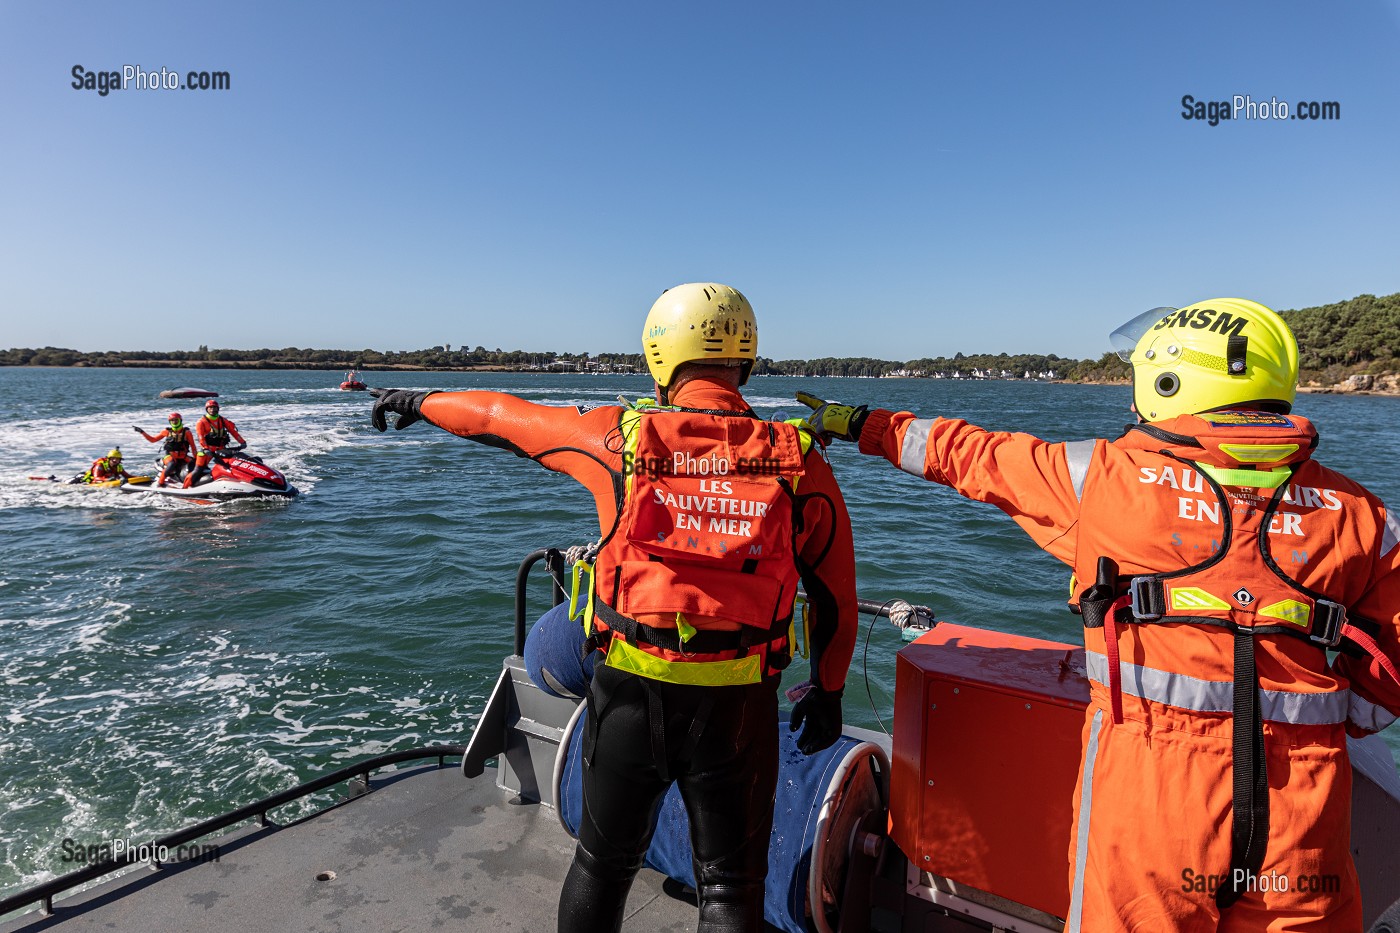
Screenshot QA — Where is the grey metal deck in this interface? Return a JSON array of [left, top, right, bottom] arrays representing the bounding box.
[[1, 763, 698, 933]]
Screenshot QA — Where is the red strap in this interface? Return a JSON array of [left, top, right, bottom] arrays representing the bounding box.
[[1104, 594, 1131, 724], [1342, 623, 1400, 687]]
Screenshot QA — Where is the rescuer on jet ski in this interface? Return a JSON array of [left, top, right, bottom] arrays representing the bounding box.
[[185, 399, 246, 488], [372, 283, 859, 933], [135, 412, 197, 486], [80, 448, 130, 484], [798, 299, 1400, 931]]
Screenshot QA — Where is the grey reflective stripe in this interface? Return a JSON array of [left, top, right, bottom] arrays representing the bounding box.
[[899, 419, 934, 477], [1084, 651, 1348, 725], [1063, 439, 1096, 501], [1381, 505, 1400, 558], [1349, 692, 1398, 733], [1066, 708, 1103, 933]]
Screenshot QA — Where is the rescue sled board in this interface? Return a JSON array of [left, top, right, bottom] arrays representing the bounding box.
[[28, 475, 153, 489]]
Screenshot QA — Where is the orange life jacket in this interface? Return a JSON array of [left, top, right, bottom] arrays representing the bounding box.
[[200, 416, 232, 448], [581, 404, 810, 685]]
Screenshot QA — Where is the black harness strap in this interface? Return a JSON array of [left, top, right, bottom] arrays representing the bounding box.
[[641, 678, 718, 785], [591, 600, 749, 654], [1218, 631, 1270, 910], [679, 693, 716, 767], [646, 681, 670, 783]]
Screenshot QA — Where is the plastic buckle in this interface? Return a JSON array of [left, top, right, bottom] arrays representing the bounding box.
[[568, 561, 595, 624], [1309, 599, 1346, 648], [1129, 576, 1163, 621]]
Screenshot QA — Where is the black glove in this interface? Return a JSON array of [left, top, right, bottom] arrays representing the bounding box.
[[132, 425, 144, 434], [789, 685, 843, 755], [370, 389, 436, 432]]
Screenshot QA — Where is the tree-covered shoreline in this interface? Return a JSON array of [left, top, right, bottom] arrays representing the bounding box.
[[5, 292, 1397, 387]]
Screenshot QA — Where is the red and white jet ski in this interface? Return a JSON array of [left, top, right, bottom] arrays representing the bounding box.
[[125, 447, 298, 502]]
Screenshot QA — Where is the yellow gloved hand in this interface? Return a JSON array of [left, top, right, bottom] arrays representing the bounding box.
[[795, 392, 868, 443]]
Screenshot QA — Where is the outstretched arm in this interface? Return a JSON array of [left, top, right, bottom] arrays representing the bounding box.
[[800, 391, 1083, 563], [858, 409, 1084, 562], [375, 389, 627, 529]]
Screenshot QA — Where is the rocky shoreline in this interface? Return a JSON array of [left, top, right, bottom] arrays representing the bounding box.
[[1299, 373, 1400, 396]]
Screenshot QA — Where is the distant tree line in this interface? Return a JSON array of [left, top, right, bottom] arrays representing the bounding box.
[[4, 292, 1396, 384], [0, 344, 651, 372]]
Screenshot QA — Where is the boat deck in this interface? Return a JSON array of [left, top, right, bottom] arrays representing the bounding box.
[[2, 763, 707, 933]]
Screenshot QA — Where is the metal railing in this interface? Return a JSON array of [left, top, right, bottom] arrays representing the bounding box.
[[512, 548, 936, 654], [0, 744, 466, 920]]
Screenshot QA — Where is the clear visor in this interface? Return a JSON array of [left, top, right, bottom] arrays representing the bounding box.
[[1110, 307, 1177, 362]]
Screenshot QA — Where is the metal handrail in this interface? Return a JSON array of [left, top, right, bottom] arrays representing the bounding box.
[[0, 744, 466, 920], [514, 547, 567, 655], [511, 549, 936, 650]]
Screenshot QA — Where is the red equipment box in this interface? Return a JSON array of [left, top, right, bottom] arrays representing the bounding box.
[[889, 622, 1091, 920]]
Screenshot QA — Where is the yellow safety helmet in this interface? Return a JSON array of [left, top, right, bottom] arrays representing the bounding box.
[[107, 448, 122, 460], [642, 283, 758, 391], [1110, 298, 1298, 422]]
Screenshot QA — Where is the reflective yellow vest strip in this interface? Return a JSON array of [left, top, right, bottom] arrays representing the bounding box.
[[603, 634, 763, 686]]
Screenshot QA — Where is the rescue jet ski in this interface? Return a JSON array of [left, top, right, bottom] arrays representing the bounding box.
[[124, 447, 297, 501]]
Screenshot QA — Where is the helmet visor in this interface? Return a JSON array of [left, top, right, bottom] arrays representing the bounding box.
[[1110, 307, 1177, 362]]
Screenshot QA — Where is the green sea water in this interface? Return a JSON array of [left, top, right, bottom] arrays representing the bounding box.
[[1, 367, 1397, 896]]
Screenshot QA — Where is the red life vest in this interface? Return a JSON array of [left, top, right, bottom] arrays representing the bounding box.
[[585, 406, 809, 682], [201, 416, 231, 448]]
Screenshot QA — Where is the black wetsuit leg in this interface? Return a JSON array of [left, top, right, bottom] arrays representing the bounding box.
[[677, 676, 779, 932], [558, 665, 779, 933]]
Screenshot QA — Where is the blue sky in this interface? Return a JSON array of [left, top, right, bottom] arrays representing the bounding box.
[[2, 1, 1398, 360]]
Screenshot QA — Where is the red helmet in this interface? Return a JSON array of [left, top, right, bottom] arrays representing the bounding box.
[[168, 412, 183, 423], [205, 399, 220, 413]]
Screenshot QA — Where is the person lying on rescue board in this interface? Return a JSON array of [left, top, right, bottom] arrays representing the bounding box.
[[799, 298, 1400, 932], [79, 447, 130, 484]]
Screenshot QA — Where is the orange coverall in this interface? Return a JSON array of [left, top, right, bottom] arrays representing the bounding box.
[[857, 407, 1400, 931]]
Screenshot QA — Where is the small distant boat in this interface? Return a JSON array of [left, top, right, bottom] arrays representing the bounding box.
[[159, 387, 219, 399], [339, 370, 368, 391]]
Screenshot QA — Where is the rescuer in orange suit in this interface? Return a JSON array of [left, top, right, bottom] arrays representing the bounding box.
[[799, 299, 1400, 932], [135, 412, 197, 486], [372, 283, 859, 933], [185, 399, 246, 488]]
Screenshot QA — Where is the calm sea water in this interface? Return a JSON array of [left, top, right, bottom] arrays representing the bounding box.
[[1, 367, 1397, 896]]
